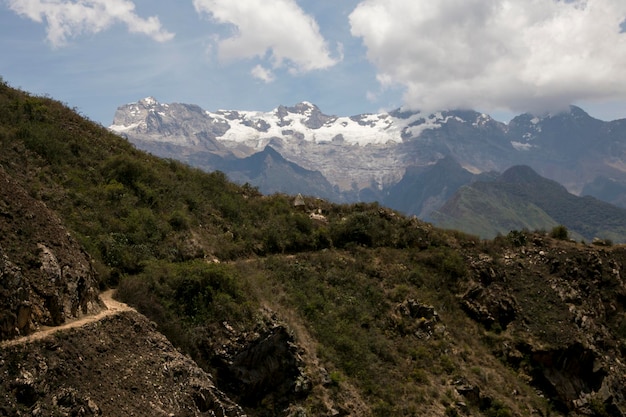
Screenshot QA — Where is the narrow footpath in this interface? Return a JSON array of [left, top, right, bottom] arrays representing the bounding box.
[[0, 289, 134, 348]]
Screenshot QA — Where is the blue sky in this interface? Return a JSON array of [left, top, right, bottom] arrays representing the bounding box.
[[1, 0, 626, 125]]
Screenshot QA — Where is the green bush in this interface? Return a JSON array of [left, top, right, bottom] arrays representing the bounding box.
[[507, 230, 527, 246], [332, 212, 375, 247], [168, 210, 190, 231], [103, 155, 149, 189], [550, 225, 569, 240], [485, 400, 513, 417]]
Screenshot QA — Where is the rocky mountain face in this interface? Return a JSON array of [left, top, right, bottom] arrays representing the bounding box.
[[110, 98, 626, 212], [460, 236, 626, 415], [0, 167, 103, 340]]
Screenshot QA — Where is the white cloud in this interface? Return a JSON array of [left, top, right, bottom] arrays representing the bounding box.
[[193, 0, 338, 74], [6, 0, 174, 46], [350, 0, 626, 114], [251, 64, 275, 83], [366, 90, 378, 102]]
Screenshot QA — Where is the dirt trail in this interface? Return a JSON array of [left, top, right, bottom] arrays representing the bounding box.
[[1, 289, 135, 348]]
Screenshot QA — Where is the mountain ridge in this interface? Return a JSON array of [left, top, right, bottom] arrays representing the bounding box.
[[110, 97, 506, 192], [110, 98, 626, 206], [110, 97, 626, 242]]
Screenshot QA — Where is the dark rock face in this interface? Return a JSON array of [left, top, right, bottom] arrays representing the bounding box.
[[461, 285, 518, 331], [463, 236, 626, 415], [212, 323, 309, 411], [526, 343, 605, 411], [0, 168, 103, 340]]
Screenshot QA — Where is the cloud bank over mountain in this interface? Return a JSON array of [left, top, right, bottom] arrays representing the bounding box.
[[3, 0, 626, 123], [350, 0, 626, 114]]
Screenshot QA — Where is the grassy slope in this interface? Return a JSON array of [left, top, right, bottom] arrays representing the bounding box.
[[433, 166, 626, 242], [5, 79, 623, 416], [431, 184, 560, 239]]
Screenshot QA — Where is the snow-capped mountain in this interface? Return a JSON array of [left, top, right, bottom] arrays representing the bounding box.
[[110, 97, 508, 192], [110, 98, 626, 215], [110, 97, 469, 147]]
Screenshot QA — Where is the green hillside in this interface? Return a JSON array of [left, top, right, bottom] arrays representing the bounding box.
[[2, 79, 626, 417], [433, 165, 626, 242], [431, 184, 562, 239]]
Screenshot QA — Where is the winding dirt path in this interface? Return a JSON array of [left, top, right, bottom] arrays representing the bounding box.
[[1, 290, 135, 348]]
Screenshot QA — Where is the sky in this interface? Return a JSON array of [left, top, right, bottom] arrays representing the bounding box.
[[1, 0, 626, 125]]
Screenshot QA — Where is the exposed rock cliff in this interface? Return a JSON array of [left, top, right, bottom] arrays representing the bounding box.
[[462, 235, 626, 416], [0, 167, 102, 340]]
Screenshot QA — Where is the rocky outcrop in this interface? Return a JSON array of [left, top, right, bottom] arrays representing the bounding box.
[[463, 235, 626, 415], [199, 314, 312, 415], [0, 168, 103, 340], [392, 298, 441, 337], [0, 311, 246, 416], [181, 308, 371, 417], [461, 284, 518, 331], [215, 325, 308, 407]]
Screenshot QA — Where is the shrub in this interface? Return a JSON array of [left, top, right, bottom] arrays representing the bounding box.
[[485, 400, 513, 417], [550, 225, 569, 240], [332, 212, 375, 247], [507, 230, 527, 247], [168, 210, 190, 231], [102, 155, 147, 188]]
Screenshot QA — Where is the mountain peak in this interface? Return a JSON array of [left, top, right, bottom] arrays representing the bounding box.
[[498, 165, 569, 194], [272, 102, 337, 130], [519, 105, 593, 123], [139, 96, 159, 107], [499, 165, 544, 183], [285, 101, 320, 115], [567, 105, 590, 118]]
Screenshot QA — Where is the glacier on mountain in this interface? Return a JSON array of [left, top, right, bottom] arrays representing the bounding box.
[[110, 97, 454, 148], [108, 97, 516, 191], [109, 98, 626, 202]]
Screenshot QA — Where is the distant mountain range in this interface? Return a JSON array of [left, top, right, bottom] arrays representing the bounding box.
[[110, 98, 626, 241]]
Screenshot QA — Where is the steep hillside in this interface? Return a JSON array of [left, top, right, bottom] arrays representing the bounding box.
[[0, 166, 103, 340], [383, 156, 491, 219], [212, 146, 340, 201], [0, 309, 245, 416], [2, 79, 626, 416], [583, 176, 626, 208]]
